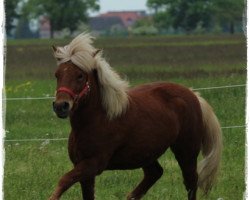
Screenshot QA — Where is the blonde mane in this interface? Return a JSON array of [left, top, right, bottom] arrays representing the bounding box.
[[53, 33, 129, 119]]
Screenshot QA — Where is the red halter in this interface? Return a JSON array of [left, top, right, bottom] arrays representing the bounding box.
[[56, 82, 90, 102]]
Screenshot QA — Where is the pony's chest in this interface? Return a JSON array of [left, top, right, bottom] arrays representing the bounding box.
[[68, 133, 80, 164], [68, 133, 89, 164]]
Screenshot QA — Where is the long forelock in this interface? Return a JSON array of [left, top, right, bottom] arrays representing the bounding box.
[[53, 33, 96, 72]]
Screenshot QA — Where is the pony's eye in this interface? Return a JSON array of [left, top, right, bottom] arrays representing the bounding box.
[[77, 74, 84, 81]]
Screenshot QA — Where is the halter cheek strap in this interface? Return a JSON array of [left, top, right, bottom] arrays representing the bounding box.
[[56, 82, 90, 102]]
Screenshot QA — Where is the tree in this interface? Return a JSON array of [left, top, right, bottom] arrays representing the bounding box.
[[147, 0, 244, 34], [212, 0, 244, 34], [131, 17, 158, 35], [148, 0, 214, 33], [23, 0, 99, 38], [5, 0, 20, 37], [15, 15, 39, 39]]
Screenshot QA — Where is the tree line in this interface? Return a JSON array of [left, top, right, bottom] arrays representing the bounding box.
[[6, 0, 99, 38], [147, 0, 245, 34], [6, 0, 245, 38]]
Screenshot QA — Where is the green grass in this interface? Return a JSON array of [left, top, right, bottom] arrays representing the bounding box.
[[4, 126, 245, 200], [4, 35, 246, 199], [6, 34, 245, 46]]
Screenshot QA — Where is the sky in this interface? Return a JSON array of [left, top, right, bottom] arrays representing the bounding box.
[[91, 0, 148, 15]]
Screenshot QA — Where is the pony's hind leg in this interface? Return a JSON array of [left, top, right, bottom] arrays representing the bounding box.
[[80, 177, 95, 200], [127, 161, 163, 200], [171, 145, 199, 200]]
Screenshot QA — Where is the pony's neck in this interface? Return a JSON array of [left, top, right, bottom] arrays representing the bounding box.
[[69, 70, 106, 130]]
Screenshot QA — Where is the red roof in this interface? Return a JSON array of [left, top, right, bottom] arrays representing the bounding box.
[[100, 11, 145, 27]]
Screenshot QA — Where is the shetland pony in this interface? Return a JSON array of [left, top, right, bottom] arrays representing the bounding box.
[[49, 33, 222, 200]]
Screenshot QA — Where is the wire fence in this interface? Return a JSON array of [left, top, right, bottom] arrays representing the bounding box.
[[3, 83, 246, 142], [4, 125, 246, 142], [3, 84, 246, 101]]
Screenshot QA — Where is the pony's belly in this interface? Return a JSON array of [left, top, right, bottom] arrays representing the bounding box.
[[106, 145, 169, 170], [106, 162, 144, 170], [106, 126, 178, 170], [106, 158, 158, 170]]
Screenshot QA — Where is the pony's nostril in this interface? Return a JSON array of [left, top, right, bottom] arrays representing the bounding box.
[[53, 101, 70, 118], [62, 102, 69, 111], [53, 101, 70, 113]]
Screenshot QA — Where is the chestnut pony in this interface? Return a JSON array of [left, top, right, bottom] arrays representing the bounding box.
[[49, 33, 222, 200]]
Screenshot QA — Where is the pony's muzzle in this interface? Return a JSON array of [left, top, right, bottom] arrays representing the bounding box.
[[53, 101, 70, 118]]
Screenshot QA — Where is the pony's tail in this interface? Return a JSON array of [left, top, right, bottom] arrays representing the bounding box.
[[195, 93, 223, 194]]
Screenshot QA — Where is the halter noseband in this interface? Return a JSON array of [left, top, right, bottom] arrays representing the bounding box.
[[56, 81, 90, 102]]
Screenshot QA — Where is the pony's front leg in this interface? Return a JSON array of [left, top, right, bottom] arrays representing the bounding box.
[[48, 158, 104, 200]]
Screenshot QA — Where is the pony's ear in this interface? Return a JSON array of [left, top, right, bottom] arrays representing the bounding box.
[[93, 49, 102, 57], [52, 45, 57, 52]]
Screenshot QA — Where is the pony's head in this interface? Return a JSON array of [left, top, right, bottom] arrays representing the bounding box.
[[52, 33, 129, 119]]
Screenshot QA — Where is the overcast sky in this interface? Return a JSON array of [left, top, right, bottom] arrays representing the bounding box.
[[91, 0, 148, 15]]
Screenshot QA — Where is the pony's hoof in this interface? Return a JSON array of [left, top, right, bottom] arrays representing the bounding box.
[[48, 195, 59, 200], [127, 193, 140, 200]]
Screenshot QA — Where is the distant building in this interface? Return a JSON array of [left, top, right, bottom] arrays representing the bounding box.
[[38, 11, 147, 38], [89, 11, 147, 35], [39, 16, 51, 38]]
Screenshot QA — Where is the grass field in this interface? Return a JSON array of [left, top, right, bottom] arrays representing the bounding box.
[[4, 35, 246, 200]]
